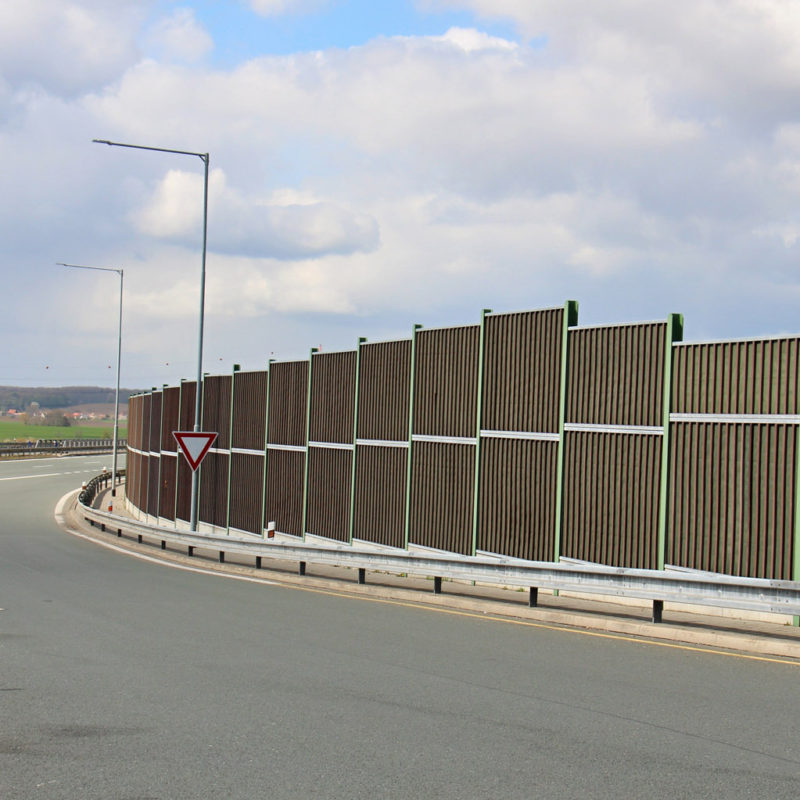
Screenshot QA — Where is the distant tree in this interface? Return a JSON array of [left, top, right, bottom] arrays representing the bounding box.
[[42, 410, 70, 427]]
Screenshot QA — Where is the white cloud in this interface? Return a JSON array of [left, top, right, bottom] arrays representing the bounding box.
[[247, 0, 330, 17], [142, 7, 213, 64], [131, 168, 379, 258], [435, 26, 518, 53], [7, 1, 800, 386], [0, 0, 147, 96]]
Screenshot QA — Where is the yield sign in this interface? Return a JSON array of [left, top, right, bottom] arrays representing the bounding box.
[[173, 431, 218, 471]]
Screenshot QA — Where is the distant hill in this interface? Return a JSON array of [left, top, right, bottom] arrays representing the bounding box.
[[0, 386, 143, 412]]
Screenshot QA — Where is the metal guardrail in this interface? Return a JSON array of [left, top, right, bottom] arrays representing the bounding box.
[[79, 469, 127, 506], [77, 476, 800, 625], [0, 439, 127, 458]]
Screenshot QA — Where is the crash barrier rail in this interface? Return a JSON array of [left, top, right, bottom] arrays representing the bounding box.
[[79, 469, 127, 507], [0, 439, 127, 458], [77, 476, 800, 625]]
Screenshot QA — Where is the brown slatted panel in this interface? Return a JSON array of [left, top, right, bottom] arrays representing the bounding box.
[[562, 431, 661, 569], [130, 453, 142, 508], [176, 455, 192, 522], [149, 391, 162, 455], [306, 447, 352, 541], [141, 394, 152, 453], [229, 452, 264, 534], [127, 395, 142, 511], [414, 326, 479, 438], [358, 340, 412, 441], [158, 455, 177, 520], [127, 449, 138, 510], [202, 375, 231, 445], [668, 422, 795, 579], [483, 309, 563, 433], [161, 387, 180, 451], [409, 441, 475, 555], [353, 445, 407, 548], [127, 449, 136, 507], [175, 382, 197, 521], [267, 361, 309, 447], [477, 437, 558, 561], [139, 454, 150, 513], [309, 351, 357, 444], [179, 381, 197, 430], [305, 352, 355, 541], [264, 449, 305, 536], [231, 371, 268, 451], [199, 451, 228, 529], [128, 395, 141, 449], [672, 338, 800, 415], [567, 323, 666, 426], [147, 454, 160, 517]]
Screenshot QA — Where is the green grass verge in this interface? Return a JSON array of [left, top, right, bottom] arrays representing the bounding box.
[[0, 420, 128, 442]]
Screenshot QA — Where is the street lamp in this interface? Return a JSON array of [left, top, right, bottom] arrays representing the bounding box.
[[58, 262, 123, 497], [93, 138, 209, 532]]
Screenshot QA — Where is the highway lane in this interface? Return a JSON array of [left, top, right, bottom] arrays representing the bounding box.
[[2, 455, 800, 799]]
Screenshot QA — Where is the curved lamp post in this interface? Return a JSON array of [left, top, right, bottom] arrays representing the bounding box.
[[58, 262, 123, 496], [93, 139, 209, 531]]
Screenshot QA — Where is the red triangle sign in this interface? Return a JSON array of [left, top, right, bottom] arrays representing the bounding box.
[[173, 431, 218, 471]]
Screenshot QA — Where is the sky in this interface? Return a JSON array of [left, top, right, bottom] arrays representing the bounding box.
[[3, 0, 800, 390]]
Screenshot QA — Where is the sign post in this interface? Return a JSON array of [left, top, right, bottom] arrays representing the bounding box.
[[173, 431, 218, 472]]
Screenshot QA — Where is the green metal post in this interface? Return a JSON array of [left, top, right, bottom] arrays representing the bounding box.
[[301, 348, 318, 540], [404, 325, 423, 549], [349, 338, 367, 544], [553, 300, 579, 563], [225, 364, 240, 535], [157, 384, 167, 523], [471, 309, 492, 556], [145, 387, 156, 521], [175, 379, 185, 528], [657, 314, 683, 570]]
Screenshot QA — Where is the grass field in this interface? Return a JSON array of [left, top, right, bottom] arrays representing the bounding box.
[[0, 420, 127, 442]]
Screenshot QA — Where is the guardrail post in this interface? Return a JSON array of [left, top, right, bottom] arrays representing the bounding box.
[[188, 545, 194, 557], [219, 551, 225, 563], [255, 555, 262, 569], [433, 576, 442, 594], [299, 560, 306, 575], [358, 567, 366, 584], [528, 587, 538, 608], [652, 599, 664, 624]]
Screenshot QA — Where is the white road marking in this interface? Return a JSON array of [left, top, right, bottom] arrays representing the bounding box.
[[0, 472, 62, 481], [64, 526, 279, 587], [0, 468, 103, 482], [54, 489, 277, 588]]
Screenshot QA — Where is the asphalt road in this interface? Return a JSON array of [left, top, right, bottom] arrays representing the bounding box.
[[2, 455, 800, 799]]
